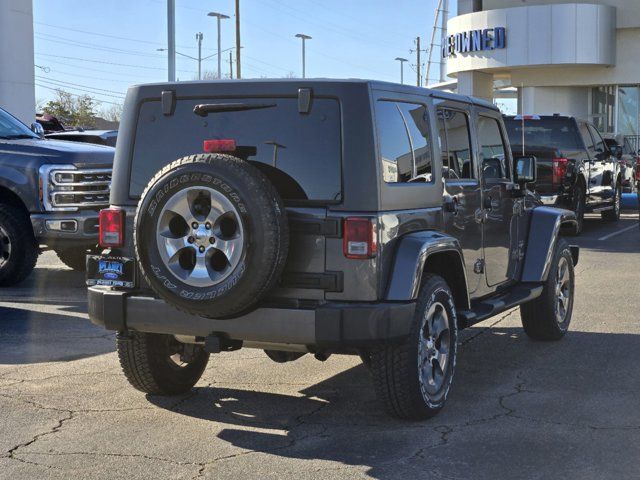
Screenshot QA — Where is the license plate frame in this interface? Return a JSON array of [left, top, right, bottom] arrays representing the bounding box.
[[86, 255, 136, 288]]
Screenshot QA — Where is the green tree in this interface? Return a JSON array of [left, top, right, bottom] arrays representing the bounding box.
[[43, 89, 99, 128]]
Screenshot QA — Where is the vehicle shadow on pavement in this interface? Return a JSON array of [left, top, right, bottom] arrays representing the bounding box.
[[0, 305, 114, 364], [147, 326, 640, 479]]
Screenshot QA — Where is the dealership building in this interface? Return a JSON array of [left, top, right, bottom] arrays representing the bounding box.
[[445, 0, 640, 138]]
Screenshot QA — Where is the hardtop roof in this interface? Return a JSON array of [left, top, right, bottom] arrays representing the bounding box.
[[127, 78, 499, 112]]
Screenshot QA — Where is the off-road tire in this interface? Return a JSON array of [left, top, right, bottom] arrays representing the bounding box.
[[601, 183, 621, 222], [56, 246, 100, 272], [116, 331, 209, 395], [566, 184, 585, 236], [520, 239, 574, 341], [0, 205, 38, 287], [134, 154, 289, 318], [370, 274, 458, 420]]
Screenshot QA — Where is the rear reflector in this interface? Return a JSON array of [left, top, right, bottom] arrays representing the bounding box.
[[203, 139, 236, 153], [99, 208, 124, 247], [552, 158, 569, 187], [343, 217, 377, 259]]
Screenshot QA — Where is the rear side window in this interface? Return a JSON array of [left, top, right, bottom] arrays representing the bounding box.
[[478, 116, 509, 180], [504, 117, 581, 151], [375, 100, 433, 183], [437, 109, 474, 180], [130, 97, 341, 201]]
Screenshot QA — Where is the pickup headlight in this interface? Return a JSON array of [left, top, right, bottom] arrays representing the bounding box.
[[39, 165, 112, 211]]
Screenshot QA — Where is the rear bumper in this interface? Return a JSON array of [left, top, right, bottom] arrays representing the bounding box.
[[31, 210, 99, 246], [88, 287, 415, 347]]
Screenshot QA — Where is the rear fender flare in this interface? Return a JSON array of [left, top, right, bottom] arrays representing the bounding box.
[[385, 231, 469, 309], [521, 206, 578, 283]]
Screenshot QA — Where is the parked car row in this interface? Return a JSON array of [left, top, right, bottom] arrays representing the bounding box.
[[504, 114, 623, 235], [0, 106, 114, 285]]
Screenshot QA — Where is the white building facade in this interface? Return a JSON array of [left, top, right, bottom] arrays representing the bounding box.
[[446, 0, 640, 137], [0, 0, 35, 124]]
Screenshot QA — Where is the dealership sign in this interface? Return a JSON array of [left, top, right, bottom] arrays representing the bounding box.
[[442, 27, 506, 58]]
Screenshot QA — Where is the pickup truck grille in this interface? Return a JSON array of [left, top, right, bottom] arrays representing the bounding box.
[[41, 166, 112, 211]]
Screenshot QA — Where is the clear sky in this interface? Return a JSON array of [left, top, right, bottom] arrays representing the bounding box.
[[32, 0, 455, 112]]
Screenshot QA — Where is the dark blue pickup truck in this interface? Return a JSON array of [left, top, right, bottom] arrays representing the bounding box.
[[0, 106, 113, 285]]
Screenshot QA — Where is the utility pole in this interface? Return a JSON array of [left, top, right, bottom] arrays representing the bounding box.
[[195, 32, 203, 80], [295, 33, 312, 78], [235, 0, 241, 79], [410, 36, 428, 87], [208, 12, 229, 79], [416, 36, 421, 87], [167, 0, 176, 82], [229, 50, 233, 79], [395, 57, 408, 84]]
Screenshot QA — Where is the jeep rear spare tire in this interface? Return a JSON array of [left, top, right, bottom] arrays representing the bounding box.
[[134, 154, 289, 318]]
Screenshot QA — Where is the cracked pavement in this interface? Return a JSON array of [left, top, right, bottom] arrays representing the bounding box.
[[0, 214, 639, 479]]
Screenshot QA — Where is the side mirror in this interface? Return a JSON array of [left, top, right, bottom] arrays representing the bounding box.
[[514, 155, 537, 185], [30, 122, 45, 138]]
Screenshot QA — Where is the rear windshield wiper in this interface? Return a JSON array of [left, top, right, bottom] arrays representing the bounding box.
[[193, 102, 276, 117]]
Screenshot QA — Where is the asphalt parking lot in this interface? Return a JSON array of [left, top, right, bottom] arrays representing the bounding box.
[[0, 212, 638, 480]]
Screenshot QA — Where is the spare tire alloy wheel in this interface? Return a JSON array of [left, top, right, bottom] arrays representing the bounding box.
[[156, 186, 244, 288], [135, 154, 289, 318]]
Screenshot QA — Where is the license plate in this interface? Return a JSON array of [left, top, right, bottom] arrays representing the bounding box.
[[86, 255, 136, 288]]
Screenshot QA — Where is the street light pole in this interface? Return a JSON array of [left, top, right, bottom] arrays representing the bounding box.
[[167, 0, 176, 81], [295, 33, 312, 78], [395, 57, 408, 84], [195, 32, 203, 80], [235, 0, 241, 79], [207, 12, 229, 79]]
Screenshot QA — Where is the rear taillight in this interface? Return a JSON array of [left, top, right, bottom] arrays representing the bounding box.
[[343, 217, 377, 259], [203, 139, 236, 153], [99, 208, 124, 247], [552, 158, 569, 188]]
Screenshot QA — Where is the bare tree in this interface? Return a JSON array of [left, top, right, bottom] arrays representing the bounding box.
[[102, 103, 123, 123]]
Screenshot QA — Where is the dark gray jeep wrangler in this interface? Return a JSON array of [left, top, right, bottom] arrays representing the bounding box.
[[88, 79, 579, 420]]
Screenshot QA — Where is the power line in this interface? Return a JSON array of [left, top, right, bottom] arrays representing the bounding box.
[[41, 67, 143, 85], [39, 58, 159, 82], [35, 83, 123, 106], [36, 79, 126, 100], [35, 52, 197, 74], [35, 75, 126, 96], [34, 20, 212, 52], [260, 0, 403, 52], [35, 32, 166, 59]]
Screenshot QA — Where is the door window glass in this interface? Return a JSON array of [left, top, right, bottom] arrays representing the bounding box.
[[588, 124, 606, 154], [375, 100, 434, 183], [437, 108, 474, 179], [478, 116, 509, 180], [579, 123, 596, 155], [375, 101, 412, 183], [396, 103, 433, 182]]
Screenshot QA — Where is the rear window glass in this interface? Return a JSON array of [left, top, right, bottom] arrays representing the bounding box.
[[129, 97, 342, 201], [504, 118, 581, 151]]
